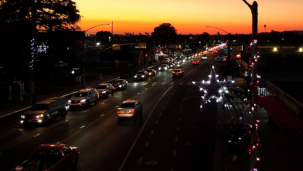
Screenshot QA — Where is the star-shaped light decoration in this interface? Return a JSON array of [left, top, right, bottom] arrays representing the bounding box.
[[192, 65, 235, 109]]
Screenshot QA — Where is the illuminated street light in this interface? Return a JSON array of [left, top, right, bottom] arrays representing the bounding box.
[[82, 23, 111, 88], [273, 47, 277, 52]]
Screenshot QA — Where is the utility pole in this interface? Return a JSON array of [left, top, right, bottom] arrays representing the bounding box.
[[243, 1, 259, 170]]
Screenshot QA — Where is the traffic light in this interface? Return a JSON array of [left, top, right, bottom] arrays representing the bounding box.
[[230, 47, 233, 51]]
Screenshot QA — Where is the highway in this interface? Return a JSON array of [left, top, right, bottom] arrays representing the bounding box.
[[0, 52, 227, 171]]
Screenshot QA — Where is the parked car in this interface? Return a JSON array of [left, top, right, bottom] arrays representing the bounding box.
[[70, 68, 81, 76], [21, 97, 69, 126], [110, 79, 128, 90], [69, 88, 98, 108], [172, 68, 184, 78], [116, 99, 143, 119], [14, 143, 79, 171], [55, 61, 68, 67], [96, 83, 114, 98], [146, 68, 156, 77], [134, 70, 148, 81]]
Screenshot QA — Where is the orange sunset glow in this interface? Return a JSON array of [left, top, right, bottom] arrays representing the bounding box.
[[74, 0, 303, 35]]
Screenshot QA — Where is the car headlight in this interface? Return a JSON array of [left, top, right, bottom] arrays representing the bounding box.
[[72, 71, 74, 74], [134, 75, 137, 78], [159, 67, 161, 70], [118, 85, 122, 88], [142, 75, 145, 78], [164, 67, 167, 69], [80, 99, 86, 103], [102, 91, 106, 94], [21, 115, 25, 119]]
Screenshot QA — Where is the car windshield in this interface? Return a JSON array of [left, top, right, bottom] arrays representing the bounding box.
[[29, 104, 49, 110], [137, 72, 144, 74], [96, 85, 107, 89], [146, 70, 152, 72], [161, 65, 166, 66], [34, 148, 63, 157], [113, 81, 121, 84], [73, 92, 88, 97], [174, 70, 181, 72], [120, 103, 135, 108]]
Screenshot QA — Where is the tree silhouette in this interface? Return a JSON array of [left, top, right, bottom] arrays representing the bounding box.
[[152, 23, 177, 46], [0, 0, 81, 32]]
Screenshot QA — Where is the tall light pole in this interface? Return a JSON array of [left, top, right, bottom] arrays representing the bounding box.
[[243, 1, 259, 170], [206, 26, 231, 62], [82, 23, 111, 88]]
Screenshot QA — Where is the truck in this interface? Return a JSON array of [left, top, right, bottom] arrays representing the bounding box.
[[14, 144, 79, 171]]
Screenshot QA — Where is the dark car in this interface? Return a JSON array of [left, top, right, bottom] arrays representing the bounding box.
[[134, 70, 148, 81], [172, 69, 184, 78], [111, 79, 128, 90], [146, 69, 156, 77]]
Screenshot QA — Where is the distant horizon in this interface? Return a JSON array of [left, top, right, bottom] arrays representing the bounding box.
[[74, 0, 303, 36]]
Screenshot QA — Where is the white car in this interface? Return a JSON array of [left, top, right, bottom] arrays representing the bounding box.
[[202, 55, 207, 60], [69, 88, 98, 107]]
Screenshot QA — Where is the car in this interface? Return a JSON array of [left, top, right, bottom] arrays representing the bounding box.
[[167, 62, 174, 68], [214, 56, 222, 62], [55, 61, 68, 67], [172, 68, 184, 78], [192, 59, 199, 65], [159, 64, 169, 71], [70, 68, 81, 76], [202, 55, 207, 60], [96, 83, 114, 98], [134, 70, 148, 81], [116, 99, 143, 119], [15, 144, 79, 171], [111, 79, 128, 90], [146, 68, 156, 77], [69, 88, 98, 108], [21, 96, 69, 126]]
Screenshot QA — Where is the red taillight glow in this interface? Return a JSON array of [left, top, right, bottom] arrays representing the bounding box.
[[179, 71, 182, 74], [173, 71, 176, 74], [117, 110, 120, 114], [130, 109, 135, 113]]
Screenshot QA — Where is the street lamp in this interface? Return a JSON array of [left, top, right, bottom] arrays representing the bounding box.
[[82, 23, 111, 88], [206, 26, 231, 62]]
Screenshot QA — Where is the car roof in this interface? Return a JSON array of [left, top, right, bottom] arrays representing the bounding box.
[[39, 144, 66, 148], [122, 99, 138, 103], [98, 83, 109, 85], [78, 88, 95, 92]]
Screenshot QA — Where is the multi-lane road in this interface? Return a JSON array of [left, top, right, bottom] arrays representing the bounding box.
[[0, 53, 227, 171]]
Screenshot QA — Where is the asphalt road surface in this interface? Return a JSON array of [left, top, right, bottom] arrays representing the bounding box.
[[0, 53, 227, 171]]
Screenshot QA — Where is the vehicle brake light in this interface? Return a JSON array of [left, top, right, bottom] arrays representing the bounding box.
[[179, 71, 182, 74], [117, 110, 120, 114], [130, 109, 135, 113]]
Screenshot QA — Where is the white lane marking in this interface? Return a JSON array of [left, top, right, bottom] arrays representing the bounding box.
[[155, 120, 158, 125], [181, 105, 183, 107], [175, 137, 178, 142], [172, 93, 174, 95], [145, 141, 149, 147], [180, 111, 182, 114], [118, 86, 174, 171], [152, 82, 157, 86], [159, 113, 162, 116], [168, 97, 171, 99], [177, 126, 180, 130], [165, 101, 168, 103], [151, 130, 154, 134], [179, 117, 181, 121], [162, 107, 165, 109], [171, 169, 174, 171], [138, 156, 143, 164], [173, 150, 176, 157]]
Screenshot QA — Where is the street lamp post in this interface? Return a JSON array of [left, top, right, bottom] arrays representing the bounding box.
[[82, 23, 111, 88], [206, 26, 231, 62], [243, 1, 259, 170]]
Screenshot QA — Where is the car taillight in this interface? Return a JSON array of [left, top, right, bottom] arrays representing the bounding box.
[[130, 109, 135, 113], [173, 71, 176, 74], [179, 71, 182, 74], [117, 110, 120, 114]]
